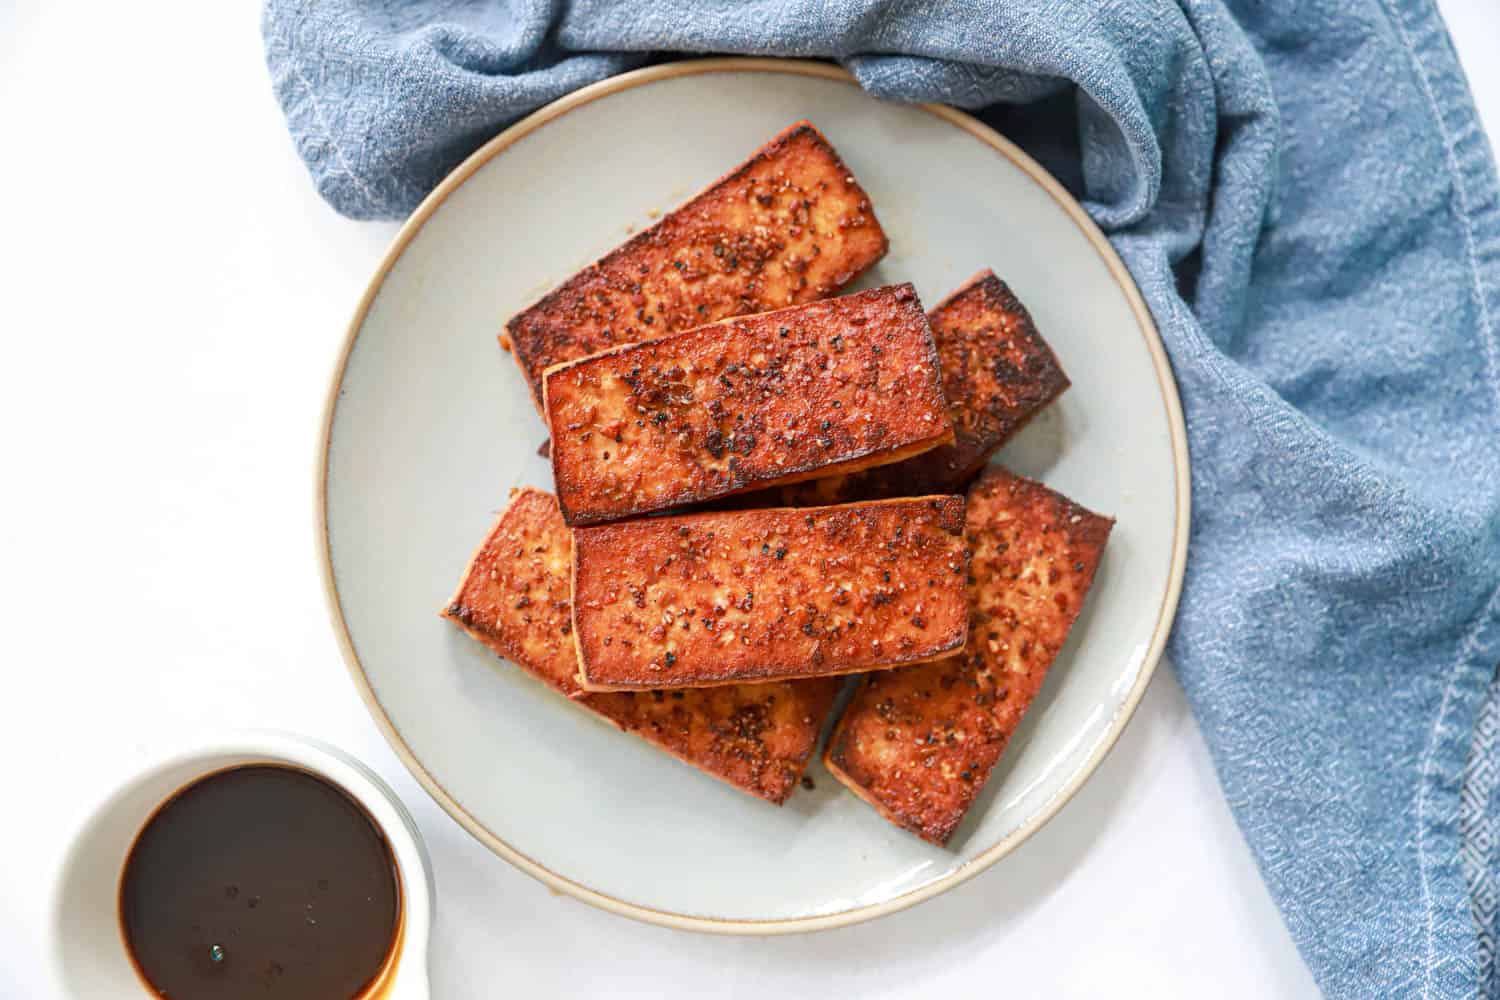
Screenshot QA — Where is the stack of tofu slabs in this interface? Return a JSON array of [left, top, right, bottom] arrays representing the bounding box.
[[443, 122, 1112, 843]]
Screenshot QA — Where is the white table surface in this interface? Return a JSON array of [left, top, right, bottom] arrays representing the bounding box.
[[3, 3, 1495, 996]]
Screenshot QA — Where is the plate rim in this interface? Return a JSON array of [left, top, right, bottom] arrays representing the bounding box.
[[316, 57, 1191, 935]]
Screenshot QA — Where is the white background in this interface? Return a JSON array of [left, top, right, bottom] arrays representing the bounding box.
[[1, 3, 1494, 997]]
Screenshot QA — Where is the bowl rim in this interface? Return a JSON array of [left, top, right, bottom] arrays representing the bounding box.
[[48, 730, 433, 993], [315, 56, 1191, 935]]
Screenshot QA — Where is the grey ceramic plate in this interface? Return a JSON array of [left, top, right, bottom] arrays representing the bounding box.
[[319, 59, 1189, 934]]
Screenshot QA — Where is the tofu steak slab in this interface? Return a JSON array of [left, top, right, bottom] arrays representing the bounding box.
[[571, 497, 970, 691], [544, 284, 952, 525], [824, 467, 1112, 843], [504, 121, 889, 409]]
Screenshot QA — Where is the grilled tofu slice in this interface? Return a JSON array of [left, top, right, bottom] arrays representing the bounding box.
[[824, 467, 1112, 844], [504, 121, 889, 410], [544, 284, 953, 526], [768, 271, 1068, 506], [571, 496, 970, 691], [442, 488, 840, 804]]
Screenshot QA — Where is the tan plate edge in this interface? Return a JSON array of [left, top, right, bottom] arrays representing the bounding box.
[[315, 57, 1192, 936]]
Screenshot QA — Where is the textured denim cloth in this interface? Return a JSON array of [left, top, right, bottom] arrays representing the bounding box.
[[263, 2, 1500, 995]]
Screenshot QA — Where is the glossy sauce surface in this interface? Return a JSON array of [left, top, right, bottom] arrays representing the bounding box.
[[119, 765, 400, 999]]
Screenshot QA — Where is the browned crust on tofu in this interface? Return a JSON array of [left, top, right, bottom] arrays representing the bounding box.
[[505, 121, 890, 410], [570, 496, 970, 691], [769, 271, 1069, 506], [824, 467, 1112, 844], [441, 488, 840, 804], [544, 284, 953, 526]]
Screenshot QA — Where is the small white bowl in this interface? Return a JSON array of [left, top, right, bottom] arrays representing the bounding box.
[[50, 731, 433, 999]]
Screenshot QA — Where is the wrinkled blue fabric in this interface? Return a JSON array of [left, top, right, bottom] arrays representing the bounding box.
[[263, 2, 1500, 994]]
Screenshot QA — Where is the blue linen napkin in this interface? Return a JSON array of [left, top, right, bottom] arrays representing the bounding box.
[[263, 2, 1500, 994]]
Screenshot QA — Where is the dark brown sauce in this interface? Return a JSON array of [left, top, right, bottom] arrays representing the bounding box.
[[119, 764, 401, 999]]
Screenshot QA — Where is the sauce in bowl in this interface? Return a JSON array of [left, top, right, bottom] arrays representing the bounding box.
[[119, 764, 401, 999]]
